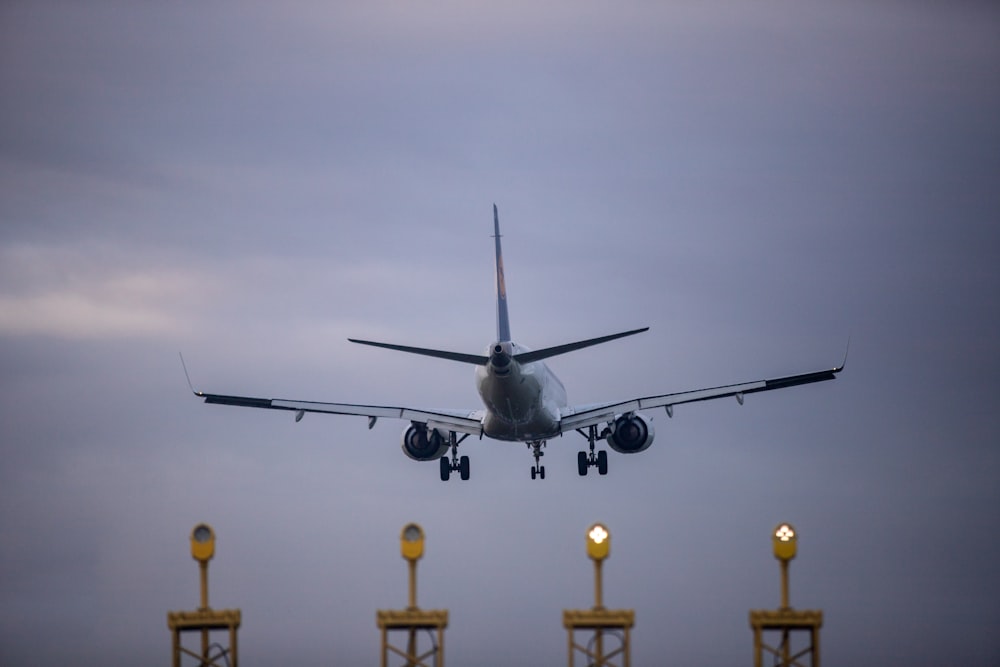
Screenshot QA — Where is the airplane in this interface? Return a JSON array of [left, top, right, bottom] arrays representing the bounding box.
[[188, 205, 844, 481]]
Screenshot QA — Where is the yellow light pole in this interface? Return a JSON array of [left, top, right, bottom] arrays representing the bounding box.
[[588, 523, 609, 661], [588, 523, 610, 611], [194, 524, 214, 659], [402, 523, 424, 611], [377, 523, 448, 667], [563, 523, 634, 667], [773, 523, 796, 611], [167, 523, 241, 667], [749, 522, 822, 667], [403, 523, 424, 665]]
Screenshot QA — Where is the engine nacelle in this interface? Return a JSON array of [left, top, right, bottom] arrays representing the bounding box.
[[606, 413, 655, 454], [401, 422, 450, 461]]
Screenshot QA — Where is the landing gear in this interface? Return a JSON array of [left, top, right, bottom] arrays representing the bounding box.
[[439, 432, 470, 481], [576, 425, 610, 476], [440, 453, 471, 481], [528, 441, 546, 480]]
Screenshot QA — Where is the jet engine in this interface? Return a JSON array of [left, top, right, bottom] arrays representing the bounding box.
[[401, 422, 450, 461], [606, 413, 655, 453]]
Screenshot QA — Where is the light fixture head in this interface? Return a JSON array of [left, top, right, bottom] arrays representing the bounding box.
[[586, 523, 611, 561], [400, 523, 425, 561], [190, 523, 215, 563], [772, 522, 798, 561]]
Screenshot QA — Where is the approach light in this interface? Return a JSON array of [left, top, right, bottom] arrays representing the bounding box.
[[587, 523, 610, 561], [190, 523, 215, 563], [772, 522, 797, 561], [401, 523, 425, 562]]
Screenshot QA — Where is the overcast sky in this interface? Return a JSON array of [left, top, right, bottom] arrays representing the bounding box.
[[1, 1, 998, 665]]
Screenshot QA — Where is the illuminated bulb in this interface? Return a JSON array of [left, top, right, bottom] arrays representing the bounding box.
[[775, 524, 795, 541]]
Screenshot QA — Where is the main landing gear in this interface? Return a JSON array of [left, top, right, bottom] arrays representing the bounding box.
[[576, 425, 609, 476], [528, 441, 546, 480], [439, 432, 470, 481]]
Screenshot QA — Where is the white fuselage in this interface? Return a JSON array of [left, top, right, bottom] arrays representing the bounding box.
[[475, 341, 568, 441]]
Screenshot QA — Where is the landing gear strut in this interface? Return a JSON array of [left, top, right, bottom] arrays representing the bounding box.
[[528, 441, 546, 480], [576, 425, 609, 476], [439, 432, 470, 481]]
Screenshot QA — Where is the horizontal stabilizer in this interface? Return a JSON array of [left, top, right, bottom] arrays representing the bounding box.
[[349, 338, 489, 365], [514, 327, 649, 364]]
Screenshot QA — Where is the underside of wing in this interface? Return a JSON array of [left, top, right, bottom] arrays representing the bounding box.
[[197, 391, 484, 436], [559, 363, 844, 433]]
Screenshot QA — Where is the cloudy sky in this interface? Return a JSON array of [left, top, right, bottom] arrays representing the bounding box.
[[1, 1, 998, 665]]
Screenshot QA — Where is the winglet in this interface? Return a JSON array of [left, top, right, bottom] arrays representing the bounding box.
[[836, 336, 851, 373], [493, 204, 511, 343], [178, 352, 204, 397]]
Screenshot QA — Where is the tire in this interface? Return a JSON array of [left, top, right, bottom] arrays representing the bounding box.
[[459, 455, 470, 481], [577, 451, 589, 476], [539, 466, 546, 480], [439, 457, 451, 481], [597, 450, 608, 475], [531, 467, 537, 480]]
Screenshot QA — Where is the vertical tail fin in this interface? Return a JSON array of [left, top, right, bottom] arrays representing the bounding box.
[[493, 204, 511, 342]]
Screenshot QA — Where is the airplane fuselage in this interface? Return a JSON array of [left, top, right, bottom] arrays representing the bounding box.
[[475, 341, 567, 441]]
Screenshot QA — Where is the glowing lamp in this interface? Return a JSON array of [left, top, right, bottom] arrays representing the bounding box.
[[772, 523, 797, 561], [587, 523, 610, 561]]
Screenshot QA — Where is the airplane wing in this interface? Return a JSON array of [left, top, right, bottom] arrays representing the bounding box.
[[558, 362, 845, 433], [193, 390, 485, 436]]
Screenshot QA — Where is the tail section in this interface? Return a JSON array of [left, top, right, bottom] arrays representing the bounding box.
[[493, 204, 511, 342], [347, 204, 649, 367]]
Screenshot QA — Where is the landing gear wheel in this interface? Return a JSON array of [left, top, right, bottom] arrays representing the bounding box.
[[439, 456, 451, 481], [578, 451, 589, 476], [531, 467, 537, 480], [459, 455, 470, 481], [597, 450, 608, 475], [539, 465, 545, 480]]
